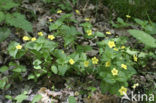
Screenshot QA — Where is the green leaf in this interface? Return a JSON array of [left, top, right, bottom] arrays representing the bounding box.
[[32, 94, 42, 103], [95, 31, 105, 37], [117, 71, 127, 82], [5, 95, 13, 100], [13, 65, 26, 73], [49, 20, 62, 31], [51, 65, 58, 74], [68, 96, 77, 103], [0, 11, 5, 23], [100, 81, 110, 94], [0, 66, 8, 73], [5, 13, 32, 32], [77, 45, 92, 52], [0, 77, 8, 89], [15, 93, 28, 103], [28, 74, 35, 80], [33, 59, 42, 65], [128, 29, 156, 48], [104, 74, 116, 84], [58, 65, 68, 76], [0, 0, 18, 10], [8, 41, 18, 58], [0, 28, 11, 43]]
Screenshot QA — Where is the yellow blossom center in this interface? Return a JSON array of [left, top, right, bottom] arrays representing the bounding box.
[[86, 30, 92, 36], [16, 44, 22, 50], [38, 32, 43, 36], [75, 10, 80, 15], [23, 36, 30, 41], [132, 83, 139, 89], [84, 61, 89, 67], [105, 61, 111, 67], [121, 64, 127, 70], [126, 15, 131, 18], [92, 57, 99, 64], [31, 37, 36, 41], [108, 41, 116, 48], [121, 46, 125, 49], [133, 55, 137, 62], [111, 68, 118, 76], [57, 10, 62, 14], [69, 59, 75, 65], [106, 31, 111, 35], [119, 86, 127, 95], [84, 18, 90, 21], [48, 35, 55, 40]]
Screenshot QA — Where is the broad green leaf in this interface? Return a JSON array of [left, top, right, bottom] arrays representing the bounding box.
[[32, 94, 42, 103], [15, 93, 28, 103], [58, 65, 68, 76], [128, 29, 156, 48], [28, 74, 35, 80], [13, 65, 26, 73], [0, 77, 8, 89], [49, 20, 62, 31], [68, 96, 77, 103], [134, 18, 148, 27], [100, 81, 110, 94], [95, 31, 105, 37], [51, 65, 58, 74], [0, 0, 18, 10], [8, 41, 19, 58], [104, 74, 116, 84], [0, 11, 5, 23], [0, 66, 8, 73], [0, 28, 11, 43], [6, 13, 32, 32]]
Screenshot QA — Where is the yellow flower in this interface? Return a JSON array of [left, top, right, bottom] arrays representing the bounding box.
[[86, 30, 92, 36], [113, 48, 119, 51], [121, 46, 125, 49], [92, 57, 99, 64], [75, 10, 80, 15], [38, 32, 43, 36], [108, 41, 116, 48], [23, 36, 30, 41], [105, 61, 111, 67], [49, 18, 53, 22], [121, 64, 127, 70], [31, 37, 36, 41], [132, 83, 139, 89], [84, 18, 90, 21], [16, 44, 22, 50], [106, 31, 111, 35], [133, 55, 137, 62], [119, 86, 127, 95], [126, 15, 131, 18], [48, 35, 55, 40], [57, 10, 62, 14], [111, 68, 118, 76], [69, 59, 75, 65], [84, 61, 89, 67]]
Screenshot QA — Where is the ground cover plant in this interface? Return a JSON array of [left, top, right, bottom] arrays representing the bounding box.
[[0, 0, 156, 103]]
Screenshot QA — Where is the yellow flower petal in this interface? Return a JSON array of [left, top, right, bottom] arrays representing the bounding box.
[[121, 64, 127, 70], [84, 61, 89, 67], [108, 41, 116, 48], [119, 86, 127, 95], [16, 44, 22, 50], [69, 59, 75, 65], [111, 68, 118, 76], [23, 36, 30, 41], [31, 37, 36, 41], [92, 57, 99, 64]]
